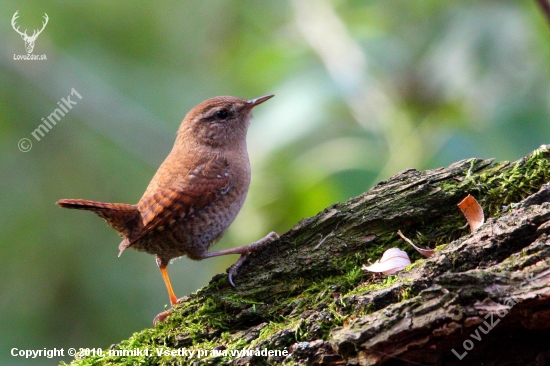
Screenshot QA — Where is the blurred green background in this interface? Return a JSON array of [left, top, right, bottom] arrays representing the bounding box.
[[1, 0, 549, 364]]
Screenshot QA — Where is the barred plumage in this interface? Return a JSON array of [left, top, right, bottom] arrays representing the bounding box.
[[57, 95, 278, 324]]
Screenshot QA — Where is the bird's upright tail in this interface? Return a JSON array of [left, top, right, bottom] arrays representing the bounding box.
[[56, 199, 141, 239]]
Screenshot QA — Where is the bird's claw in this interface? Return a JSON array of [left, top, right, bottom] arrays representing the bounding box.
[[228, 254, 248, 288], [228, 231, 279, 288], [153, 309, 172, 326]]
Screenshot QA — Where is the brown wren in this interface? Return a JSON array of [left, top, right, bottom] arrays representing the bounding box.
[[57, 95, 278, 322]]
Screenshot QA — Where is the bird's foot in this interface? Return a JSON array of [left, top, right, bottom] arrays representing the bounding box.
[[153, 309, 172, 326], [228, 231, 279, 287]]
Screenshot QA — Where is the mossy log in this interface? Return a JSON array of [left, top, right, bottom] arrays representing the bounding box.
[[64, 145, 550, 366]]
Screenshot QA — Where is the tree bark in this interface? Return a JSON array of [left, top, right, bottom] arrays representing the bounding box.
[[64, 145, 550, 366]]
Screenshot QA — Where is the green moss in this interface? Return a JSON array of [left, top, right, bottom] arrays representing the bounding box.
[[464, 147, 550, 216], [404, 259, 426, 272], [342, 275, 400, 298], [434, 244, 448, 252], [64, 147, 550, 366], [400, 148, 550, 255], [398, 286, 414, 301]]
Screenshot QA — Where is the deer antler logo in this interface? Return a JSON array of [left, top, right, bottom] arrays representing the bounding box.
[[11, 11, 49, 54]]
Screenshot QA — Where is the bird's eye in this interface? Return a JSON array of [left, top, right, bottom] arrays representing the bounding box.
[[216, 109, 228, 120]]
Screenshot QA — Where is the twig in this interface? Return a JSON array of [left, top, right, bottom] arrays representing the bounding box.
[[313, 223, 340, 250], [536, 0, 550, 26]]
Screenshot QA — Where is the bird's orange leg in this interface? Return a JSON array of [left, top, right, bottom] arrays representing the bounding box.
[[160, 265, 178, 306], [154, 256, 178, 325]]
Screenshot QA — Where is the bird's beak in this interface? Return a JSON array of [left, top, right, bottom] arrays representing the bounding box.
[[247, 94, 274, 108]]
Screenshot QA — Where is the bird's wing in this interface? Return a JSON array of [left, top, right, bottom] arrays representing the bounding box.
[[131, 155, 230, 242]]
